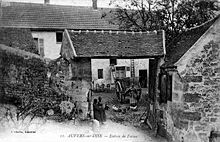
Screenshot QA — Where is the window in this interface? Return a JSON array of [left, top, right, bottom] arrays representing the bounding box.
[[34, 38, 38, 47], [126, 67, 130, 71], [98, 69, 103, 79], [56, 32, 63, 43], [115, 66, 125, 70], [110, 59, 117, 65], [34, 38, 44, 57]]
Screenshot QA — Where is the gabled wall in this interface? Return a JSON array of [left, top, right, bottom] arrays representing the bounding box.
[[162, 17, 220, 142], [58, 31, 92, 119]]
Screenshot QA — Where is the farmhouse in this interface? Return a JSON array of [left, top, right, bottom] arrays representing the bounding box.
[[0, 0, 118, 59], [0, 0, 154, 91], [158, 14, 220, 142]]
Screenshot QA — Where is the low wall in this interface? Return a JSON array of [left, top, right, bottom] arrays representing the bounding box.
[[0, 44, 52, 114]]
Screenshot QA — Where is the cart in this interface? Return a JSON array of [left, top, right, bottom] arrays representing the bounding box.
[[115, 77, 142, 104]]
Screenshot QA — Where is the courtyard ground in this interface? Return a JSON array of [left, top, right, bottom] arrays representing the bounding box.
[[0, 89, 167, 142], [91, 89, 167, 142]]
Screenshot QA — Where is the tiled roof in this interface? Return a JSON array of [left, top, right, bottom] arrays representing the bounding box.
[[162, 14, 220, 68], [0, 27, 38, 54], [63, 30, 164, 58], [0, 2, 118, 30]]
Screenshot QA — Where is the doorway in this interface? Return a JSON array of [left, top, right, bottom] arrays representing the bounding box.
[[139, 70, 147, 88]]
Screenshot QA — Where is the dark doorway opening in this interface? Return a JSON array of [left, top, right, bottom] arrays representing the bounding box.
[[139, 70, 147, 88]]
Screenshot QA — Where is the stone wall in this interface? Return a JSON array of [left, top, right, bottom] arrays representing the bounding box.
[[0, 28, 38, 54], [0, 44, 53, 114], [162, 40, 220, 142], [48, 57, 92, 119]]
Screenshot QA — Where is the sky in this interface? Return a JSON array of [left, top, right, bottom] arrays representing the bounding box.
[[1, 0, 113, 7], [1, 0, 220, 9]]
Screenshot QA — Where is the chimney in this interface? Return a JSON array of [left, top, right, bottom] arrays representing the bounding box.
[[0, 1, 11, 18], [92, 0, 97, 9], [44, 0, 49, 4]]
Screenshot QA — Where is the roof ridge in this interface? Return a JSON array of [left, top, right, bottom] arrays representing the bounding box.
[[67, 29, 163, 34], [7, 1, 90, 8], [167, 14, 220, 48], [5, 1, 111, 9], [185, 14, 220, 32], [163, 14, 220, 68]]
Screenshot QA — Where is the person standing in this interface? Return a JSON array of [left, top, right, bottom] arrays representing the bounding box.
[[92, 99, 100, 132], [93, 99, 101, 122], [115, 80, 123, 102], [126, 84, 138, 107], [98, 97, 106, 124]]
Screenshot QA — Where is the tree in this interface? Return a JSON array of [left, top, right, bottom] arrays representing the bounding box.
[[106, 0, 219, 43]]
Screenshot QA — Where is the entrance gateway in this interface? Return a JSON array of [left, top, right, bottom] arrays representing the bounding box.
[[60, 29, 166, 129]]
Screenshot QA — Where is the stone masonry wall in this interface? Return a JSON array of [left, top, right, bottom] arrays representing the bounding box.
[[48, 57, 92, 119], [164, 40, 220, 142]]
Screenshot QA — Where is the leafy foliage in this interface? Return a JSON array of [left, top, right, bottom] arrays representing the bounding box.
[[106, 0, 219, 43]]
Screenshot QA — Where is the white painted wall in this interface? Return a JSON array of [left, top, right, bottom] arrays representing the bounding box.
[[91, 59, 149, 86], [32, 31, 62, 59], [117, 59, 130, 66], [134, 59, 149, 77], [91, 59, 111, 85]]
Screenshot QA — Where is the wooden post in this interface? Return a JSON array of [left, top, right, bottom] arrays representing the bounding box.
[[148, 57, 164, 131]]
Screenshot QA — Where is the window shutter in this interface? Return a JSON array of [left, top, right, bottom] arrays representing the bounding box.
[[39, 38, 44, 57], [167, 74, 172, 101], [148, 59, 157, 101], [159, 73, 173, 103], [160, 74, 167, 103]]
